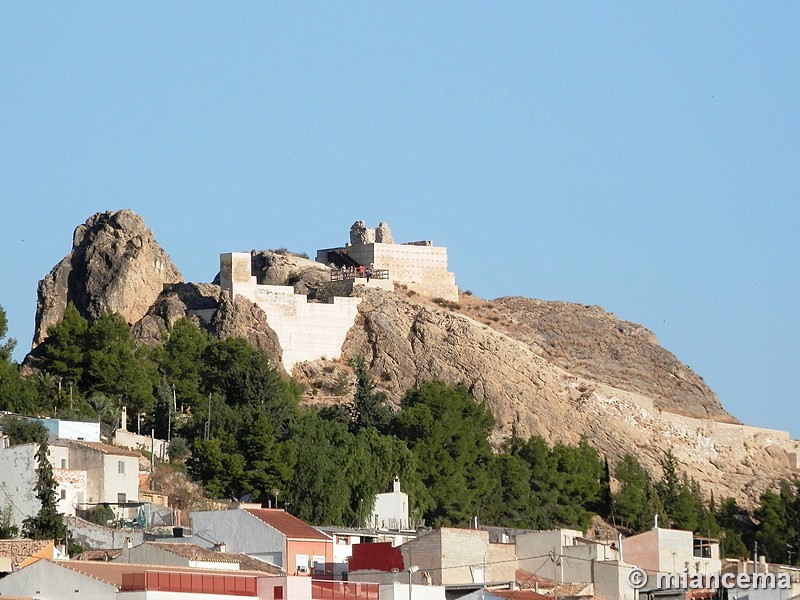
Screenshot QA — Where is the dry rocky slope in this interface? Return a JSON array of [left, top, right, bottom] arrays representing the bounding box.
[[29, 210, 799, 506]]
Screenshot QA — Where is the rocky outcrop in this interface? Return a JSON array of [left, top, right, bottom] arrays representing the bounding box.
[[208, 292, 284, 372], [250, 251, 332, 297], [483, 297, 726, 419], [335, 288, 798, 506], [131, 283, 222, 345], [33, 210, 182, 347]]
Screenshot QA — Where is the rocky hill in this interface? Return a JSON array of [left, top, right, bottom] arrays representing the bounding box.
[[27, 210, 799, 505]]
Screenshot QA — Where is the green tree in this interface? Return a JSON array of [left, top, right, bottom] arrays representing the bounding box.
[[715, 497, 750, 558], [22, 440, 68, 541], [41, 303, 88, 384], [0, 306, 38, 414], [348, 357, 393, 433], [152, 318, 211, 411], [83, 312, 157, 414], [0, 305, 16, 363], [0, 416, 49, 446], [0, 505, 19, 539], [753, 482, 796, 563], [613, 454, 660, 531], [391, 381, 498, 527]]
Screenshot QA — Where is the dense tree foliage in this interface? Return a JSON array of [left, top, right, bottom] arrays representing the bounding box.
[[5, 303, 800, 561]]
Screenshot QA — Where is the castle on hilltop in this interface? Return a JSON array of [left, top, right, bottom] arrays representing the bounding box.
[[218, 221, 458, 372], [316, 220, 459, 302]]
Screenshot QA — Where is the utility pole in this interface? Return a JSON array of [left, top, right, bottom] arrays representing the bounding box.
[[754, 541, 758, 574], [205, 393, 212, 440], [168, 384, 176, 443]]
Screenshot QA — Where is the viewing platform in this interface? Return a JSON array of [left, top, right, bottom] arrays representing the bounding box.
[[331, 268, 389, 282]]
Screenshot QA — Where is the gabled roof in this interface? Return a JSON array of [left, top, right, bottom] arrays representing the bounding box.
[[57, 559, 274, 587], [145, 542, 283, 574], [0, 539, 54, 569], [53, 439, 140, 457], [244, 509, 331, 541]]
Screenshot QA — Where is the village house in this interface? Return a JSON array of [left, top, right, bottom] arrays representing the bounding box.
[[113, 541, 284, 574], [516, 528, 632, 600], [314, 526, 417, 580], [348, 527, 517, 588], [52, 439, 141, 510], [621, 527, 721, 578], [184, 505, 334, 576]]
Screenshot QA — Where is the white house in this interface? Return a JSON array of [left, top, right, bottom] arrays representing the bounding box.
[[371, 476, 409, 530]]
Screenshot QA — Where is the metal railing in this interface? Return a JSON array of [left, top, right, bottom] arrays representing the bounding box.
[[331, 268, 389, 282]]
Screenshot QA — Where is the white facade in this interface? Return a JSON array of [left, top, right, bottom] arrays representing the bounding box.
[[37, 418, 101, 442], [379, 583, 446, 600], [52, 440, 140, 509], [0, 558, 117, 600], [220, 252, 362, 372], [372, 477, 409, 530], [0, 443, 39, 529]]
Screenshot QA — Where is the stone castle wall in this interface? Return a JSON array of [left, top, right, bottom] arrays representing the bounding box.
[[220, 253, 361, 372], [317, 221, 459, 302]]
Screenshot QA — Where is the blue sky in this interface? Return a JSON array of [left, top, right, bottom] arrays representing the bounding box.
[[1, 4, 798, 438]]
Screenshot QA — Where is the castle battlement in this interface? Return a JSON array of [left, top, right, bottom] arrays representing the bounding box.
[[316, 220, 459, 302]]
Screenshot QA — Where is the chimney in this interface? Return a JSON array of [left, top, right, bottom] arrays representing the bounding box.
[[121, 406, 127, 431], [393, 476, 401, 493]]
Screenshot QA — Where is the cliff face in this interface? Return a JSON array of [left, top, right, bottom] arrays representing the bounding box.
[[333, 288, 798, 504], [28, 211, 799, 505], [33, 210, 183, 347]]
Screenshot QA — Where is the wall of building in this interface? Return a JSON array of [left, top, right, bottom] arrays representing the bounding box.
[[593, 561, 637, 600], [221, 252, 362, 372], [114, 430, 169, 462], [380, 583, 446, 600], [259, 575, 312, 600], [0, 558, 117, 600], [0, 444, 38, 528], [37, 418, 101, 442], [622, 528, 721, 577], [349, 542, 405, 573], [401, 528, 502, 586], [66, 515, 145, 550], [189, 508, 287, 568], [486, 542, 517, 582], [516, 529, 584, 582], [55, 467, 87, 516], [372, 480, 409, 530], [102, 453, 140, 508], [317, 242, 459, 302], [289, 539, 334, 576]]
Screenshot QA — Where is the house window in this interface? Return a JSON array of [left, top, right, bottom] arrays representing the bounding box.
[[118, 493, 127, 504], [274, 586, 284, 600], [312, 556, 326, 574], [60, 458, 67, 469], [118, 460, 125, 474], [60, 489, 66, 500], [296, 554, 309, 574]]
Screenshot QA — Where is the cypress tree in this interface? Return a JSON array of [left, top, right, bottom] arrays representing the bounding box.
[[22, 440, 67, 542]]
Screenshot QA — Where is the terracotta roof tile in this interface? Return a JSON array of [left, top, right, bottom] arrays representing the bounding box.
[[54, 439, 140, 457], [0, 539, 53, 569], [244, 509, 331, 541], [57, 559, 275, 587]]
